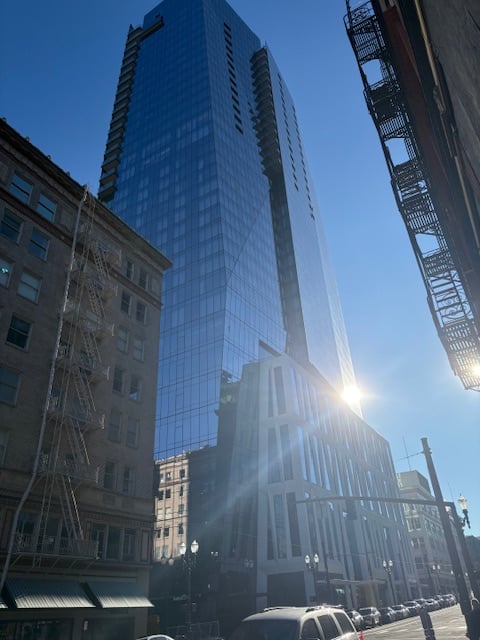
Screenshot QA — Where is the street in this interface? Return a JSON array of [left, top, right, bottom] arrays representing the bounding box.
[[361, 605, 467, 640]]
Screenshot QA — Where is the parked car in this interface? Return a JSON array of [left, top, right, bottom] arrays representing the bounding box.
[[425, 598, 440, 611], [136, 636, 175, 640], [378, 607, 396, 624], [346, 609, 364, 630], [391, 604, 409, 620], [358, 607, 381, 628], [403, 600, 421, 616], [229, 605, 358, 640]]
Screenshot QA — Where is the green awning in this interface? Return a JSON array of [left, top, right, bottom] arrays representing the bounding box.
[[86, 581, 153, 608], [6, 578, 94, 609]]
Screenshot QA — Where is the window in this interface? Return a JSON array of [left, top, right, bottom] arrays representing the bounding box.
[[317, 615, 339, 640], [0, 430, 8, 465], [103, 461, 116, 490], [179, 468, 186, 478], [106, 526, 121, 559], [91, 523, 106, 559], [126, 417, 139, 447], [122, 467, 135, 495], [133, 337, 144, 361], [120, 291, 132, 315], [116, 326, 129, 352], [18, 271, 41, 302], [7, 316, 31, 349], [178, 524, 184, 535], [123, 528, 136, 561], [36, 193, 56, 221], [135, 301, 146, 323], [129, 375, 141, 401], [179, 485, 184, 497], [165, 489, 171, 499], [0, 257, 13, 287], [0, 368, 19, 404], [178, 504, 184, 515], [138, 268, 148, 289], [163, 527, 170, 538], [301, 620, 318, 639], [113, 366, 124, 393], [126, 259, 134, 280], [0, 211, 22, 242], [10, 173, 32, 203], [158, 490, 164, 501], [29, 228, 49, 259], [108, 409, 122, 442]]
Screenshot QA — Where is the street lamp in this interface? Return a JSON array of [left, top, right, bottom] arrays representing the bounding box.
[[383, 559, 395, 604], [458, 494, 471, 529], [305, 553, 320, 603], [431, 564, 441, 593], [180, 539, 199, 638]]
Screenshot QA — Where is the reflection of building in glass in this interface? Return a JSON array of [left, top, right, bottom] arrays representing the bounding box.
[[397, 471, 457, 597], [0, 119, 171, 637], [100, 0, 415, 628]]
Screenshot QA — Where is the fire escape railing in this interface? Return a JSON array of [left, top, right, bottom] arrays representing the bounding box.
[[345, 1, 480, 391]]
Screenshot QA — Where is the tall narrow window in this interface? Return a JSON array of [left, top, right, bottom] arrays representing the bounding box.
[[135, 301, 146, 323], [29, 228, 49, 259], [0, 368, 20, 405], [116, 327, 129, 352], [133, 336, 145, 361], [108, 409, 122, 442], [138, 267, 148, 289], [120, 291, 132, 315], [103, 461, 116, 490], [126, 417, 139, 447], [123, 529, 136, 561], [7, 316, 31, 349], [113, 366, 124, 393], [0, 211, 22, 242], [122, 467, 135, 494], [129, 375, 141, 401], [18, 271, 41, 302]]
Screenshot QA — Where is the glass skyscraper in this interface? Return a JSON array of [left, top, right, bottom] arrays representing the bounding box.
[[99, 0, 356, 460]]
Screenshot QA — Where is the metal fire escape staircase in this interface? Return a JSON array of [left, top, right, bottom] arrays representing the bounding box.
[[345, 2, 480, 391], [25, 192, 118, 564]]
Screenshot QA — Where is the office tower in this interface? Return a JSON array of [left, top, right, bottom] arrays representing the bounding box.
[[100, 0, 416, 627], [99, 0, 357, 461], [0, 119, 170, 638]]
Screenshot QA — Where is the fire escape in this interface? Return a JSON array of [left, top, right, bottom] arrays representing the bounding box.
[[345, 2, 480, 391], [14, 190, 119, 565]]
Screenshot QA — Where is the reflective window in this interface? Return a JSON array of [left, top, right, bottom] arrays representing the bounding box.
[[7, 315, 31, 349], [10, 173, 32, 203], [129, 374, 142, 401], [120, 291, 132, 315], [135, 301, 146, 323], [133, 336, 145, 361], [37, 193, 56, 221], [0, 367, 20, 405], [126, 417, 139, 447], [18, 271, 41, 302], [29, 228, 49, 259], [116, 326, 129, 352], [1, 210, 22, 242], [103, 461, 117, 491]]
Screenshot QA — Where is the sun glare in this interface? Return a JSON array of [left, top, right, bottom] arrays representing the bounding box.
[[342, 384, 362, 406]]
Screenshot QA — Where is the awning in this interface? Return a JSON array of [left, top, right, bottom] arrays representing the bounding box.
[[6, 579, 94, 609], [0, 594, 7, 608], [86, 581, 153, 608]]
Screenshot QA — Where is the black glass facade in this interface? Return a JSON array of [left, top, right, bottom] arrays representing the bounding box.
[[100, 0, 355, 459]]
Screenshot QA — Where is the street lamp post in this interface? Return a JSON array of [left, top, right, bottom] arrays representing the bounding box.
[[180, 539, 199, 638], [431, 564, 440, 594], [383, 559, 395, 604], [305, 553, 320, 603]]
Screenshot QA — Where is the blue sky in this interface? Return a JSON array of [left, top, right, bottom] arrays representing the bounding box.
[[1, 0, 478, 535]]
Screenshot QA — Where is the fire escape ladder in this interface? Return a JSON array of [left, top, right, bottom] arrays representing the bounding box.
[[345, 1, 480, 391], [58, 473, 84, 542]]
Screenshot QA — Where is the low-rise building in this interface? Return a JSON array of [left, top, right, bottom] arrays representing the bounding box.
[[0, 119, 171, 639]]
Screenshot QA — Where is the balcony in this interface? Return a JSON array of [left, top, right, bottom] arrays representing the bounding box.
[[14, 533, 98, 559]]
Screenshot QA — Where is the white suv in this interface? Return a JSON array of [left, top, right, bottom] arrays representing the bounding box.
[[229, 606, 358, 640]]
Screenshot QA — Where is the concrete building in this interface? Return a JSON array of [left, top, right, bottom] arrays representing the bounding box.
[[0, 119, 171, 639], [397, 470, 456, 597]]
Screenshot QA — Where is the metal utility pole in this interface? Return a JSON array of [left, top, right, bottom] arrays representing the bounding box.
[[421, 438, 471, 617]]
